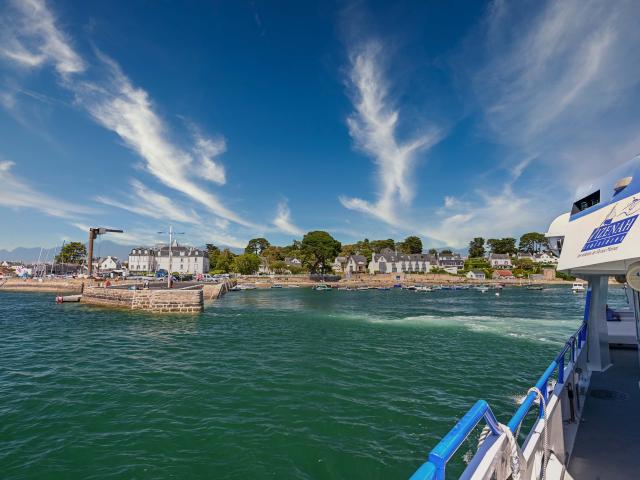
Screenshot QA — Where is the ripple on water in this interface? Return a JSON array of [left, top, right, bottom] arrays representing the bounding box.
[[0, 286, 602, 479]]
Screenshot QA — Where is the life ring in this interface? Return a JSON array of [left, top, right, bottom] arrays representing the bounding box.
[[626, 261, 640, 292]]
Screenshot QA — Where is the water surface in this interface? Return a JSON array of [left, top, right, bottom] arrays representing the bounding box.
[[1, 286, 598, 479]]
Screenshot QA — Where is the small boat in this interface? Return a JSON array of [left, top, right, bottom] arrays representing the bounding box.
[[525, 285, 544, 290], [404, 285, 417, 291], [238, 284, 256, 290], [357, 286, 370, 291], [415, 285, 432, 292], [377, 286, 391, 291], [572, 281, 585, 293], [55, 294, 81, 303], [229, 285, 242, 291], [287, 284, 300, 288], [313, 284, 331, 291], [474, 286, 489, 293], [271, 283, 284, 288]]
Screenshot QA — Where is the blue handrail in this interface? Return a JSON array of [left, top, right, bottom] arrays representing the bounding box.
[[409, 321, 588, 479], [410, 400, 501, 480]]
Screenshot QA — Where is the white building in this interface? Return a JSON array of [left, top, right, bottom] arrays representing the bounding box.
[[98, 256, 120, 272], [534, 252, 558, 264], [368, 249, 435, 274], [466, 270, 486, 280], [345, 255, 368, 274], [332, 256, 347, 273], [437, 253, 465, 273], [156, 244, 209, 275], [128, 248, 157, 273], [489, 253, 513, 269]]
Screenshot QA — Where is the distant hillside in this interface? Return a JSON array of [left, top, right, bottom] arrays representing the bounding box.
[[0, 240, 135, 263]]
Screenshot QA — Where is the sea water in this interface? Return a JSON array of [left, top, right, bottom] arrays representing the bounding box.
[[1, 286, 615, 479]]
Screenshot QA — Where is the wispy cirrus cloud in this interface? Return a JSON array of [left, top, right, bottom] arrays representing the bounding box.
[[339, 41, 442, 226], [473, 0, 640, 184], [0, 0, 259, 232], [0, 160, 93, 219], [272, 200, 303, 236], [95, 179, 200, 225], [0, 0, 85, 75]]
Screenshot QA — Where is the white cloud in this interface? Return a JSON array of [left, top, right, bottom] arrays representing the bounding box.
[[473, 0, 640, 184], [426, 184, 546, 247], [73, 53, 256, 227], [192, 132, 226, 184], [1, 0, 85, 75], [95, 179, 200, 224], [340, 41, 442, 225], [0, 0, 259, 231], [273, 201, 303, 236], [0, 160, 93, 218]]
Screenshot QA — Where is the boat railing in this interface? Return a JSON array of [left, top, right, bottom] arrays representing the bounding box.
[[409, 321, 588, 480]]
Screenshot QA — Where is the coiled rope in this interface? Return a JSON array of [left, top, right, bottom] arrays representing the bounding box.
[[477, 423, 523, 480], [477, 386, 550, 480]]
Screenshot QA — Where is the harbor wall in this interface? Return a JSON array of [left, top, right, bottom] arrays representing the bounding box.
[[202, 280, 235, 301], [0, 278, 84, 293], [81, 287, 203, 313]]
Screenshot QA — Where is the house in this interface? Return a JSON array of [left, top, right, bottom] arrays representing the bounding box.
[[517, 253, 535, 261], [489, 253, 513, 269], [345, 255, 368, 274], [128, 247, 157, 273], [492, 269, 515, 280], [258, 257, 273, 275], [368, 249, 435, 274], [534, 252, 558, 264], [156, 243, 209, 275], [284, 257, 302, 267], [437, 253, 465, 273], [98, 256, 120, 272], [466, 270, 486, 280], [332, 256, 348, 273]]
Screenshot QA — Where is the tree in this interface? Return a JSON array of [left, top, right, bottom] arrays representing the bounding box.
[[232, 253, 261, 275], [206, 244, 220, 272], [55, 242, 86, 264], [468, 237, 485, 258], [245, 238, 270, 255], [300, 231, 341, 273], [487, 238, 517, 255], [428, 248, 438, 255], [399, 235, 423, 254], [212, 248, 236, 273], [370, 239, 396, 253], [440, 249, 453, 255], [518, 232, 549, 254]]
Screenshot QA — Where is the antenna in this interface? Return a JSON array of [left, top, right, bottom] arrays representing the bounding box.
[[157, 225, 185, 288]]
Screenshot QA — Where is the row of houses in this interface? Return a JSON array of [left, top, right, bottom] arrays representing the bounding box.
[[128, 243, 209, 275], [331, 250, 559, 276], [488, 252, 558, 269], [333, 249, 465, 275]]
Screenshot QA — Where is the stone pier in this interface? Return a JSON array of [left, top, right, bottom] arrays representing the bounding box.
[[81, 286, 204, 313]]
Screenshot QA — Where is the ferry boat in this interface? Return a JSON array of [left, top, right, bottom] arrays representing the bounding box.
[[410, 156, 640, 479]]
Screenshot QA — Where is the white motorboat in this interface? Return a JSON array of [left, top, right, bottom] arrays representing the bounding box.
[[572, 281, 585, 293]]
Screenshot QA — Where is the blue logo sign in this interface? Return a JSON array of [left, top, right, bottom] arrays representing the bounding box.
[[582, 215, 638, 251]]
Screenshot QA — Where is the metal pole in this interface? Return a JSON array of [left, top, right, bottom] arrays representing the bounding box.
[[168, 225, 173, 288], [87, 229, 95, 279]]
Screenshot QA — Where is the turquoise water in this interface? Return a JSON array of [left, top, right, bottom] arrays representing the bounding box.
[[1, 286, 597, 479]]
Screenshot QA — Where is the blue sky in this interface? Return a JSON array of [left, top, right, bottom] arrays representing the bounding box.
[[1, 0, 640, 251]]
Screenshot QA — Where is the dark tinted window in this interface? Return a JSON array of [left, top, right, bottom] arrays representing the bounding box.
[[572, 190, 600, 214]]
